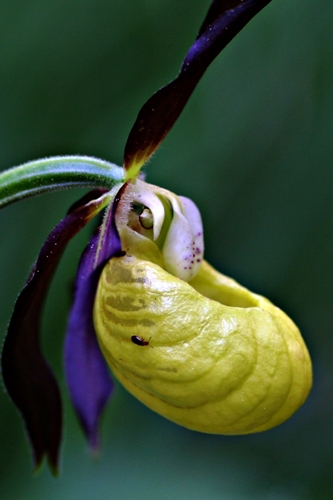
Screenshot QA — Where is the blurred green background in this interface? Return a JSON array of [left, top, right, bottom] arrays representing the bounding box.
[[0, 1, 332, 498]]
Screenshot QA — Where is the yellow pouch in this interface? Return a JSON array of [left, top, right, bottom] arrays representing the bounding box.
[[94, 254, 312, 434]]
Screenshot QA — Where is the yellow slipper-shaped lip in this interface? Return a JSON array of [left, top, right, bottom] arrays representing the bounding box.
[[94, 254, 312, 434]]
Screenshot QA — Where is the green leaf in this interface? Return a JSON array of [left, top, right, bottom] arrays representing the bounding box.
[[0, 155, 124, 209]]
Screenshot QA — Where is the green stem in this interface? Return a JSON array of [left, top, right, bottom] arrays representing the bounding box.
[[0, 155, 125, 209]]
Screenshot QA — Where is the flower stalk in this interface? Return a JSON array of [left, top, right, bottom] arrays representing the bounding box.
[[0, 156, 124, 209]]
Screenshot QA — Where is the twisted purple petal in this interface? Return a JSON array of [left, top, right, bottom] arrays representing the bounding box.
[[64, 184, 125, 450], [124, 0, 272, 173]]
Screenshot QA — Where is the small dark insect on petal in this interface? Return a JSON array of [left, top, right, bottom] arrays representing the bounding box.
[[123, 0, 272, 175], [1, 189, 108, 475], [131, 335, 150, 346]]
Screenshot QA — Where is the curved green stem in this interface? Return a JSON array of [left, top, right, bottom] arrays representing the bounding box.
[[0, 156, 125, 209]]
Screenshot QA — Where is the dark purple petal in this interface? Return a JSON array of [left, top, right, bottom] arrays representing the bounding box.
[[64, 184, 125, 450], [124, 0, 272, 174], [64, 232, 114, 451], [197, 0, 245, 39], [94, 182, 128, 267], [1, 190, 107, 474]]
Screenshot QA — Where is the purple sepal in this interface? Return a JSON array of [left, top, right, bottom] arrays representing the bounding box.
[[197, 0, 249, 39], [1, 190, 107, 475], [64, 184, 125, 450], [124, 0, 272, 171]]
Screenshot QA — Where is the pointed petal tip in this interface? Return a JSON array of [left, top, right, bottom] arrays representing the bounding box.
[[88, 433, 101, 456], [47, 442, 61, 478], [32, 455, 44, 476], [32, 452, 60, 478], [86, 444, 103, 466]]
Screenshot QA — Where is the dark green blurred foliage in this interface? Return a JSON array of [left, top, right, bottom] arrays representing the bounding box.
[[0, 1, 332, 498]]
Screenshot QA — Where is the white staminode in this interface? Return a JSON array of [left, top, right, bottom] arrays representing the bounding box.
[[130, 184, 165, 241], [117, 179, 204, 282], [162, 195, 204, 281]]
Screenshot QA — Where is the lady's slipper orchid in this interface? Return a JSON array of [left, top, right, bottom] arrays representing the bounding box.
[[94, 182, 311, 437], [0, 0, 312, 476]]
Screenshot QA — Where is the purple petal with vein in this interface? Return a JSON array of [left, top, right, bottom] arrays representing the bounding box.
[[124, 0, 272, 175], [64, 184, 125, 450], [1, 190, 107, 474]]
